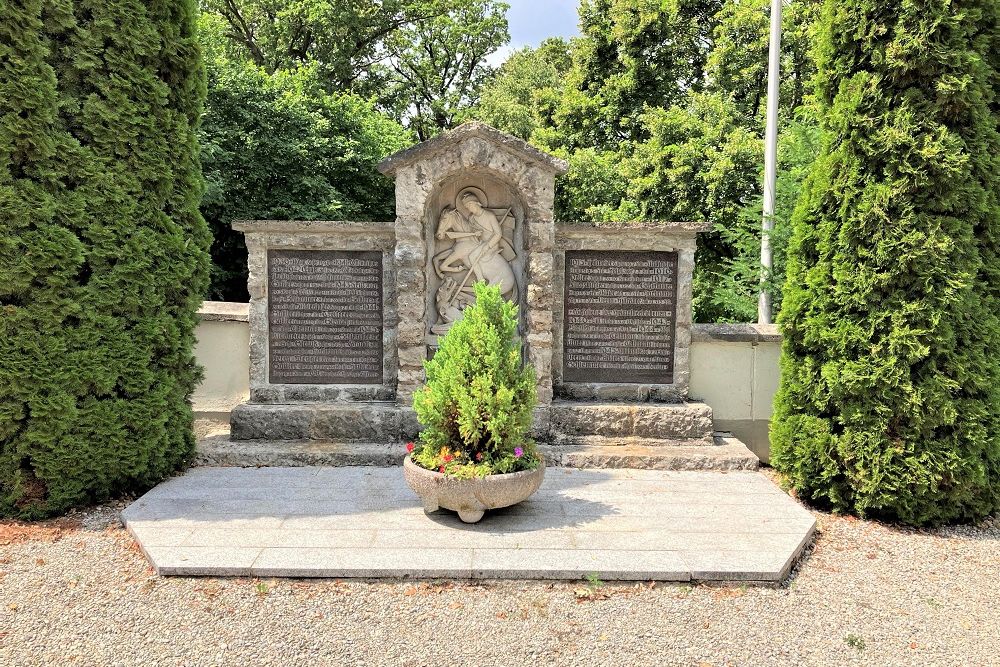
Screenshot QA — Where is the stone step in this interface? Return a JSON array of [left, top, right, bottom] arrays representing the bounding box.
[[196, 435, 757, 471], [539, 436, 759, 472], [542, 401, 715, 443], [230, 402, 419, 442], [197, 436, 405, 467], [542, 435, 717, 448]]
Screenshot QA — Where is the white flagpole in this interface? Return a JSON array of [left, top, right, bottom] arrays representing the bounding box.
[[758, 0, 782, 325]]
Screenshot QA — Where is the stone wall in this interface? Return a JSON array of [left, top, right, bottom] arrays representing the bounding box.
[[689, 324, 781, 461], [191, 302, 781, 461]]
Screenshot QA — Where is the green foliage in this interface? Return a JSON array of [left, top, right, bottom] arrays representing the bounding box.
[[200, 0, 445, 88], [471, 0, 824, 321], [771, 0, 1000, 524], [552, 0, 724, 149], [412, 283, 538, 477], [386, 0, 509, 139], [201, 0, 509, 136], [0, 0, 210, 518], [472, 39, 572, 141], [714, 114, 823, 321], [199, 47, 412, 300]]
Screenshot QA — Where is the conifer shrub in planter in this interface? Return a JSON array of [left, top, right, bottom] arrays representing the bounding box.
[[404, 282, 543, 523]]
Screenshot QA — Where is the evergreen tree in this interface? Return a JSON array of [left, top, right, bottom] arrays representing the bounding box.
[[0, 0, 210, 517], [771, 0, 1000, 524]]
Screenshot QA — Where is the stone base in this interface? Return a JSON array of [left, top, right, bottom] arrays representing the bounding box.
[[197, 436, 404, 467], [231, 400, 716, 445], [540, 435, 758, 471], [542, 401, 714, 445], [224, 399, 753, 471]]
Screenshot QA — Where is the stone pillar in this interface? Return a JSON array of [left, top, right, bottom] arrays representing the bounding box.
[[391, 166, 432, 406], [522, 171, 557, 406], [244, 234, 269, 399]]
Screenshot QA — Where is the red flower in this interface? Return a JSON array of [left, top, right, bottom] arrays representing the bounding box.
[[475, 452, 483, 461], [406, 442, 415, 453], [443, 454, 454, 462], [439, 465, 446, 473]]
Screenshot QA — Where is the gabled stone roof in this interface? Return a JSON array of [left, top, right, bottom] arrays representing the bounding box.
[[377, 121, 569, 176]]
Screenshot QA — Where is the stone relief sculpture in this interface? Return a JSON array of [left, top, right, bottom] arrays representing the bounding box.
[[430, 187, 517, 334]]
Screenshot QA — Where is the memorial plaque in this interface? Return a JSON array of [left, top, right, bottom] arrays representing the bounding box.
[[563, 250, 677, 384], [267, 250, 383, 384]]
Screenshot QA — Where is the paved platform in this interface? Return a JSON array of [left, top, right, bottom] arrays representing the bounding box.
[[123, 467, 815, 583]]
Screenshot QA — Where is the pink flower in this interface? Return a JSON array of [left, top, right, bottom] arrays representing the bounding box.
[[514, 447, 524, 458], [439, 465, 446, 473]]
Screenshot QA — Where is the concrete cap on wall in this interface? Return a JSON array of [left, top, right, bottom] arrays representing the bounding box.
[[197, 301, 249, 322]]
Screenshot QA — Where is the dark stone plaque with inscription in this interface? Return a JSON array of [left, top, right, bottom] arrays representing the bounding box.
[[563, 250, 677, 384], [268, 250, 383, 384]]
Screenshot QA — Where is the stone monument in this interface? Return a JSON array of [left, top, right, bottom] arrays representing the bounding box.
[[224, 122, 757, 470]]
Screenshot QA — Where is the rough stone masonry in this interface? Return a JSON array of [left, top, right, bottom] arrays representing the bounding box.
[[227, 122, 757, 470]]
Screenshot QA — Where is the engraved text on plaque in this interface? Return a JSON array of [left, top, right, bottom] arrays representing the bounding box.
[[268, 250, 383, 384], [563, 250, 677, 384]]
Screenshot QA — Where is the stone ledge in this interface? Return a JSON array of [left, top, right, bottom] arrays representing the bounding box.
[[197, 433, 757, 472], [198, 301, 249, 322], [232, 220, 395, 235], [545, 401, 715, 440], [556, 220, 714, 233], [691, 323, 781, 344], [539, 437, 759, 471], [196, 438, 404, 467]]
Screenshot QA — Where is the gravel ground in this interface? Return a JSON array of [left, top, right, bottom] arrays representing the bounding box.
[[1, 479, 997, 667]]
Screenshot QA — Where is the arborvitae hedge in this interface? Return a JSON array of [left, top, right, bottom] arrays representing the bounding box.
[[0, 0, 210, 518], [771, 0, 1000, 524]]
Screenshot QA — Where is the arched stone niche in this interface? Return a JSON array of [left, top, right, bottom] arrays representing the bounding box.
[[423, 171, 527, 342], [377, 122, 568, 406]]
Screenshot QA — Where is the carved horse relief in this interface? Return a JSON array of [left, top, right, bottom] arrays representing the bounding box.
[[430, 186, 517, 334]]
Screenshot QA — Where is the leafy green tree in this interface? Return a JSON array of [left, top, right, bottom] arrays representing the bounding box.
[[716, 115, 822, 321], [551, 0, 725, 150], [771, 0, 1000, 524], [471, 38, 571, 140], [471, 0, 824, 320], [0, 0, 210, 518], [199, 50, 412, 300], [706, 0, 821, 121], [202, 0, 509, 134], [201, 0, 444, 90], [386, 0, 509, 139]]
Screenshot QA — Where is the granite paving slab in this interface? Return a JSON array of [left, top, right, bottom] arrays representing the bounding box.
[[123, 467, 816, 583]]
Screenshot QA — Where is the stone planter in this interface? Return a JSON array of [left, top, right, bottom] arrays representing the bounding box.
[[403, 455, 545, 523]]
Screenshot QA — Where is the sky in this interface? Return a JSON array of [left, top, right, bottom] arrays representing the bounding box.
[[488, 0, 581, 65]]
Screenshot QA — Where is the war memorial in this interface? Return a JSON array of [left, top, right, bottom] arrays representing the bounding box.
[[224, 122, 757, 470]]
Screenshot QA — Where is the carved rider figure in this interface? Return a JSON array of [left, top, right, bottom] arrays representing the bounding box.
[[431, 188, 517, 333]]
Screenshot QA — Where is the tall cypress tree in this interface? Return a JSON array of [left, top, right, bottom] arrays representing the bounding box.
[[0, 0, 210, 518], [771, 0, 1000, 524]]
